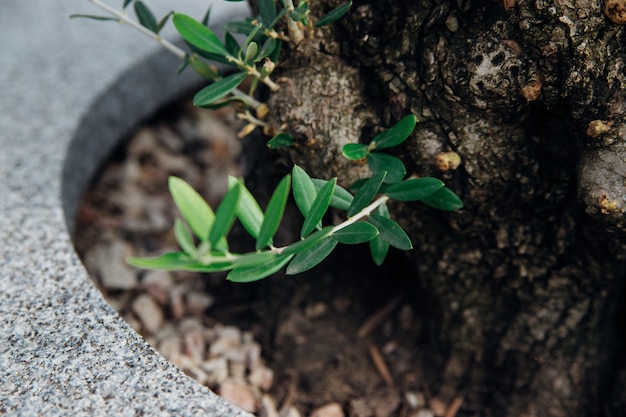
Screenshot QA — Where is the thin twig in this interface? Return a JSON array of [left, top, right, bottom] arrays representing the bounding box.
[[444, 395, 464, 417], [357, 295, 402, 338], [88, 0, 186, 59], [368, 344, 394, 386]]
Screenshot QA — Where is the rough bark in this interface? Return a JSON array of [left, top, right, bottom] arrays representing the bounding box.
[[260, 0, 626, 415]]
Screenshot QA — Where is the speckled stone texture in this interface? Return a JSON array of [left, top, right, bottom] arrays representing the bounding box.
[[0, 1, 252, 415]]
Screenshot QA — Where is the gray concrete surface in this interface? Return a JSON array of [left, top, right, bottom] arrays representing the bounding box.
[[0, 1, 252, 415]]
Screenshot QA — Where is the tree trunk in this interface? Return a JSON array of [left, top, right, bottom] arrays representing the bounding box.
[[261, 0, 626, 415]]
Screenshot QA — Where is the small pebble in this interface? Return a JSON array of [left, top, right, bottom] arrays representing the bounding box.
[[219, 381, 258, 413], [309, 402, 344, 417], [131, 293, 164, 334], [248, 366, 274, 391]]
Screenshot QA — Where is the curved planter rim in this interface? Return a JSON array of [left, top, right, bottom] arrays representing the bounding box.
[[1, 5, 251, 416]]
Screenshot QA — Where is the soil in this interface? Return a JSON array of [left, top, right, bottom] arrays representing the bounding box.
[[72, 93, 461, 417]]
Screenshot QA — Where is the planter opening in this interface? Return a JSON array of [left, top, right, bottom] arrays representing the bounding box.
[[65, 69, 440, 416]]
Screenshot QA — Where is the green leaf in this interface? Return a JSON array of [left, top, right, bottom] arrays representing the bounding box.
[[332, 222, 379, 244], [209, 183, 241, 247], [228, 177, 265, 240], [69, 14, 119, 22], [292, 165, 317, 217], [349, 178, 368, 193], [268, 7, 290, 30], [370, 114, 417, 150], [227, 254, 293, 282], [281, 227, 333, 256], [311, 179, 354, 211], [257, 0, 277, 27], [314, 0, 352, 27], [201, 5, 212, 26], [123, 0, 133, 9], [173, 13, 228, 56], [348, 171, 386, 217], [134, 1, 158, 32], [169, 177, 214, 242], [368, 214, 412, 250], [267, 132, 294, 148], [224, 20, 257, 36], [421, 187, 464, 211], [257, 38, 277, 61], [383, 177, 444, 201], [193, 72, 247, 107], [245, 41, 259, 62], [369, 236, 389, 266], [174, 219, 196, 255], [286, 238, 338, 275], [128, 252, 232, 272], [156, 11, 174, 33], [224, 32, 241, 56], [189, 57, 219, 80], [366, 152, 406, 183], [231, 252, 279, 268], [243, 23, 264, 50], [291, 1, 310, 21], [342, 143, 369, 160], [257, 175, 291, 250], [301, 178, 336, 238]]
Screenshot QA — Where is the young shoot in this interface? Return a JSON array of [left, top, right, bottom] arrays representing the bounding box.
[[128, 115, 463, 282]]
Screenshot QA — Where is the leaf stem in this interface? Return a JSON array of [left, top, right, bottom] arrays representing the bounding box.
[[331, 195, 390, 234], [87, 0, 186, 59], [282, 0, 305, 45], [86, 0, 264, 108]]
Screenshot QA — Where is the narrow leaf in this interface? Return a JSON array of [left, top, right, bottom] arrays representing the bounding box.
[[134, 1, 158, 33], [189, 57, 219, 80], [228, 177, 265, 240], [128, 252, 232, 272], [348, 171, 387, 217], [224, 32, 241, 56], [169, 176, 214, 242], [257, 175, 291, 250], [201, 5, 212, 26], [267, 132, 294, 148], [257, 38, 277, 61], [281, 227, 333, 256], [332, 222, 379, 244], [301, 178, 336, 238], [156, 11, 174, 33], [366, 152, 406, 183], [314, 1, 352, 27], [291, 2, 309, 21], [69, 14, 119, 22], [383, 177, 443, 201], [368, 214, 412, 250], [123, 0, 133, 9], [193, 72, 247, 107], [231, 252, 279, 268], [245, 41, 259, 62], [174, 219, 196, 255], [286, 238, 338, 275], [292, 165, 317, 217], [268, 7, 290, 30], [209, 183, 241, 247], [421, 187, 464, 211], [173, 13, 228, 56], [227, 254, 293, 282], [371, 114, 417, 150], [224, 20, 257, 36], [342, 143, 369, 160], [369, 236, 389, 266], [311, 179, 354, 211], [243, 22, 264, 50], [257, 0, 277, 27]]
